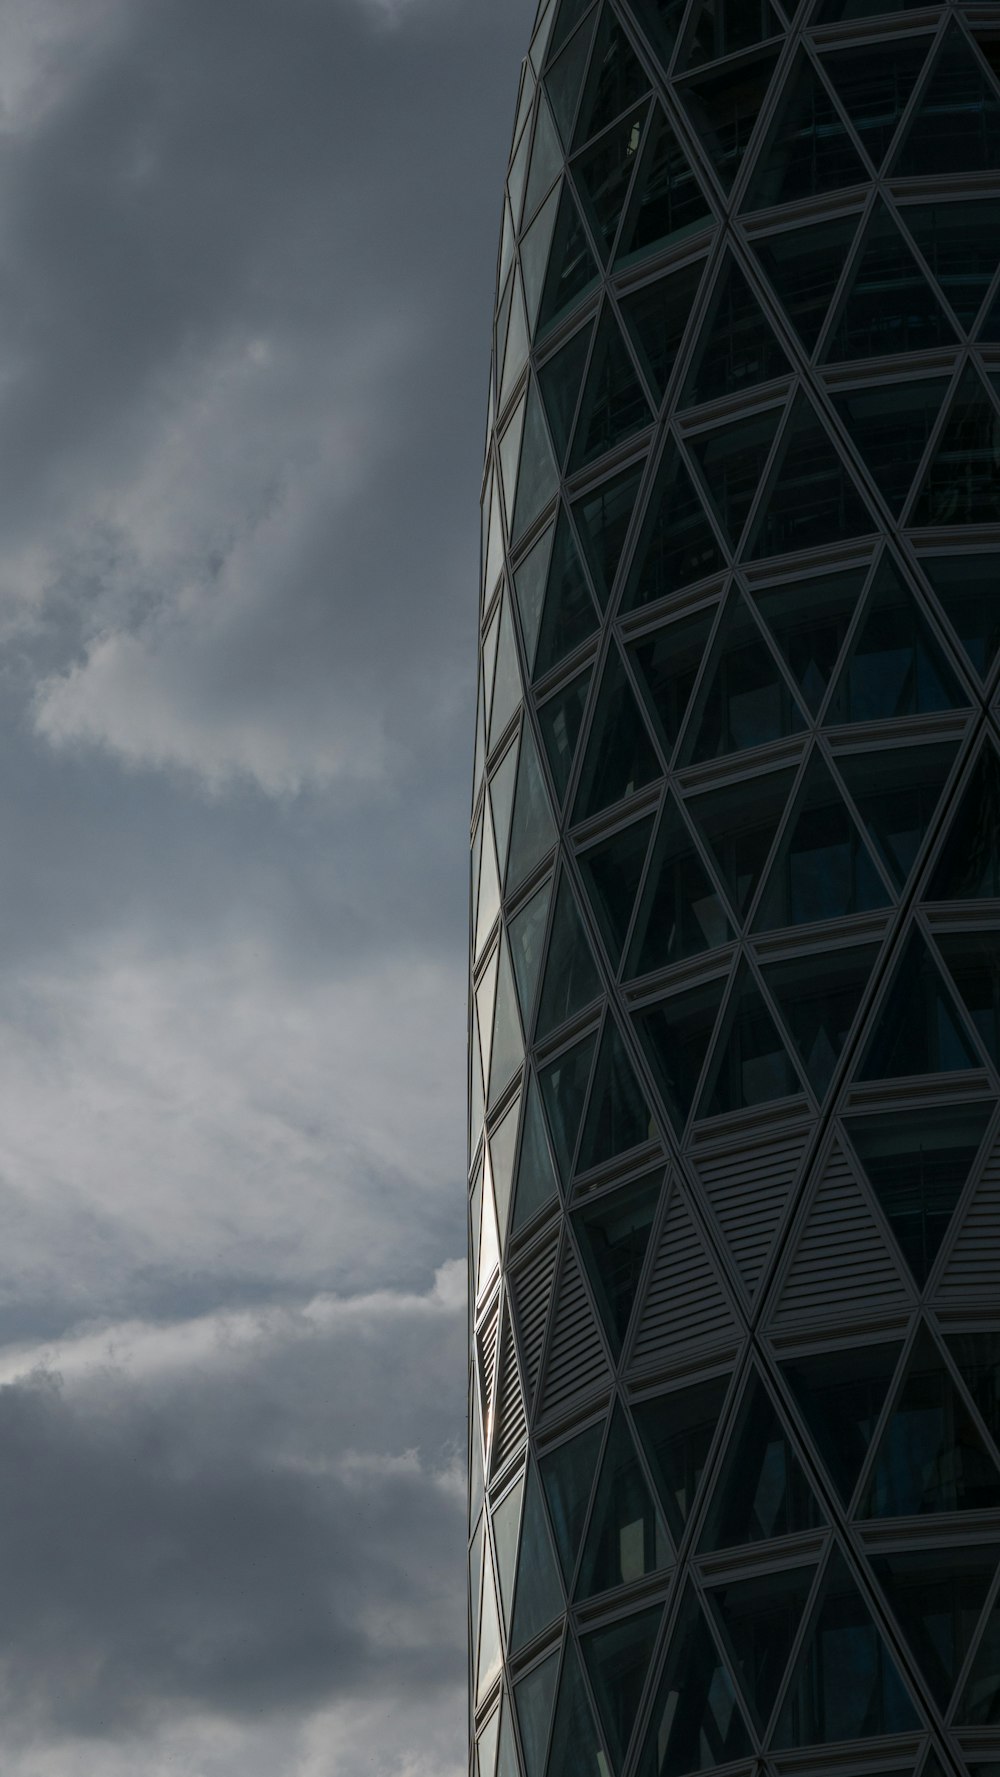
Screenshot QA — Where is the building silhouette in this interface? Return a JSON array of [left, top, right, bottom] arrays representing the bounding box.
[[469, 4, 1000, 1776]]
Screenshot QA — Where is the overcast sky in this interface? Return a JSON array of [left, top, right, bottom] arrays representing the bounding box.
[[0, 1, 531, 1770]]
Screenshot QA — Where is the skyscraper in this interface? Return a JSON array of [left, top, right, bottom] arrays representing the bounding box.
[[469, 5, 1000, 1776]]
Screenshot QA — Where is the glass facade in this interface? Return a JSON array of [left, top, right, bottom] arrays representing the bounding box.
[[471, 4, 1000, 1775]]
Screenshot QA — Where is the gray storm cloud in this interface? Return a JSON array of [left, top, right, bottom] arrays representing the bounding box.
[[0, 0, 533, 1770]]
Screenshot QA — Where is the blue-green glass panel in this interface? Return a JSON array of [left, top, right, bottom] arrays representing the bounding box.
[[902, 197, 1000, 329], [831, 376, 948, 517], [509, 876, 553, 1031], [573, 647, 661, 823], [536, 183, 601, 337], [774, 1550, 919, 1745], [857, 930, 980, 1082], [575, 1016, 653, 1173], [861, 1328, 1000, 1520], [708, 1563, 817, 1730], [573, 3, 650, 150], [783, 1342, 901, 1504], [821, 36, 930, 170], [634, 974, 726, 1135], [632, 1374, 729, 1542], [511, 1464, 564, 1652], [570, 307, 653, 471], [921, 552, 1000, 680], [752, 210, 861, 354], [872, 1541, 997, 1711], [938, 929, 1000, 1071], [511, 1072, 560, 1234], [679, 591, 805, 765], [540, 1029, 599, 1180], [538, 321, 593, 469], [538, 668, 591, 805], [574, 1169, 660, 1344], [577, 1404, 670, 1599], [628, 606, 716, 759], [582, 1605, 662, 1772], [512, 379, 559, 542], [580, 814, 654, 968], [929, 746, 1000, 901], [627, 795, 731, 975], [912, 366, 1000, 527], [681, 255, 789, 409], [699, 1371, 822, 1551], [622, 441, 723, 611], [637, 1584, 751, 1776], [749, 392, 875, 559], [515, 1648, 560, 1777], [536, 873, 602, 1042], [743, 52, 866, 211], [533, 507, 600, 682], [547, 1641, 607, 1777], [753, 754, 889, 931], [506, 724, 557, 895], [690, 404, 783, 549], [764, 943, 879, 1102], [572, 104, 648, 260], [545, 10, 596, 145], [574, 460, 646, 609], [616, 103, 713, 266], [678, 0, 781, 75], [687, 764, 796, 918], [836, 739, 957, 892], [698, 963, 801, 1118], [946, 1332, 1000, 1454], [822, 200, 955, 363], [540, 1419, 604, 1586], [678, 47, 780, 193], [892, 26, 1000, 179], [621, 260, 705, 402], [750, 565, 867, 715]]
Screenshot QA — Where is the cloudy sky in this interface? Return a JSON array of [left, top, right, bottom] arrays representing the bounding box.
[[0, 0, 531, 1769]]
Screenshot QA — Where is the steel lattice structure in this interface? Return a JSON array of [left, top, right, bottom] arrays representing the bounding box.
[[469, 4, 1000, 1776]]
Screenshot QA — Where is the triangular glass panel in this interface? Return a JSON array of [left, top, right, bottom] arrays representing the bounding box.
[[576, 1404, 670, 1599], [821, 37, 930, 172], [822, 199, 956, 363], [621, 258, 705, 403], [484, 472, 506, 613], [678, 46, 781, 194], [573, 647, 660, 823], [476, 808, 502, 959], [615, 102, 713, 267], [515, 1646, 560, 1777], [470, 1158, 485, 1308], [690, 403, 784, 551], [536, 183, 601, 339], [938, 928, 1000, 1070], [946, 1331, 1000, 1456], [540, 1029, 599, 1181], [477, 1704, 501, 1777], [490, 741, 520, 886], [687, 763, 797, 919], [511, 1463, 564, 1652], [533, 507, 600, 682], [548, 0, 593, 61], [535, 873, 602, 1041], [626, 0, 688, 65], [512, 1071, 560, 1234], [479, 1153, 502, 1297], [539, 668, 591, 806], [471, 1004, 486, 1159], [574, 1169, 660, 1346], [574, 459, 645, 607], [749, 390, 875, 560], [708, 1562, 817, 1732], [547, 1640, 607, 1777], [540, 1418, 604, 1587], [632, 1373, 729, 1543], [489, 600, 522, 753], [902, 197, 1000, 330], [699, 1370, 822, 1551], [628, 606, 716, 761], [835, 738, 957, 892], [522, 98, 563, 228], [514, 522, 554, 676], [956, 1590, 1000, 1727], [477, 1552, 504, 1705], [582, 1605, 661, 1773], [754, 752, 889, 932], [752, 210, 860, 354], [928, 745, 1000, 901], [677, 0, 782, 76], [638, 1583, 751, 1775], [572, 3, 650, 150], [545, 10, 597, 146], [750, 564, 868, 715], [491, 1095, 522, 1256], [743, 52, 866, 212], [892, 25, 1000, 180], [634, 973, 726, 1135], [576, 1017, 653, 1172], [782, 1340, 902, 1505], [912, 364, 1000, 528], [499, 276, 530, 413], [507, 116, 533, 244], [858, 929, 981, 1082], [506, 724, 557, 896], [874, 1542, 998, 1716], [580, 813, 654, 969], [679, 589, 805, 765], [539, 320, 593, 469], [833, 373, 950, 516], [681, 254, 790, 409], [764, 943, 879, 1101], [572, 104, 649, 262], [773, 1548, 920, 1745], [522, 182, 562, 337], [626, 794, 732, 976], [847, 1104, 991, 1289], [512, 379, 559, 545], [493, 1474, 524, 1630], [509, 876, 553, 1030], [621, 439, 724, 612], [861, 1326, 1000, 1519], [569, 305, 652, 471], [922, 551, 1000, 682], [698, 961, 802, 1118]]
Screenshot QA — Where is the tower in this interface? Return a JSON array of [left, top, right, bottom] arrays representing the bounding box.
[[470, 5, 1000, 1777]]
